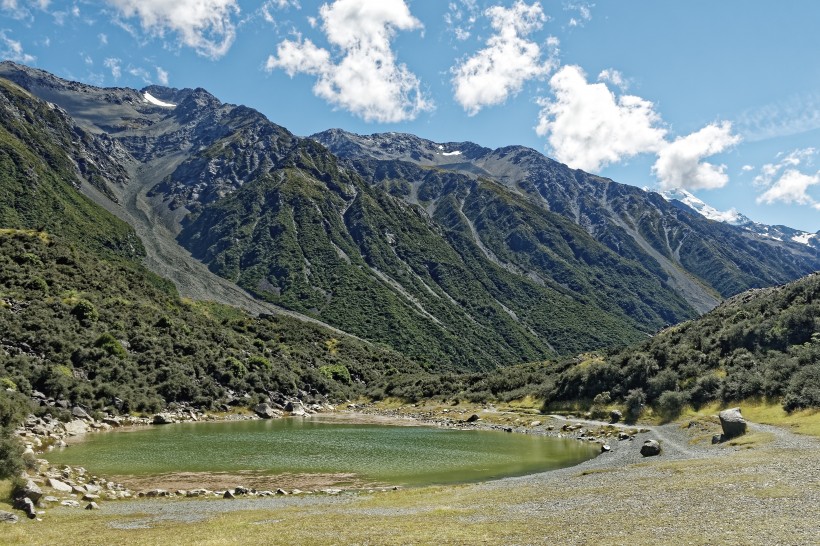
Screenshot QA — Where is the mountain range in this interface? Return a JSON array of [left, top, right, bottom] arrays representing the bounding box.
[[1, 61, 818, 373]]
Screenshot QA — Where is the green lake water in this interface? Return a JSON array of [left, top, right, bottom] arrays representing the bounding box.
[[47, 418, 599, 487]]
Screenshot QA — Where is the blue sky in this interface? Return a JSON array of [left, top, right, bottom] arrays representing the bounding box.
[[2, 0, 818, 232]]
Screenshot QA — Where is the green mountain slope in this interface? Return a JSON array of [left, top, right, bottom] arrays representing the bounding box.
[[0, 76, 419, 414], [372, 272, 820, 413]]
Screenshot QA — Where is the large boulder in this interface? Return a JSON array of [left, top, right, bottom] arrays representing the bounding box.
[[13, 497, 37, 519], [254, 403, 280, 419], [640, 439, 661, 457], [71, 406, 91, 420], [62, 419, 89, 436], [285, 401, 306, 416], [719, 408, 747, 439], [16, 479, 43, 503], [152, 413, 175, 425]]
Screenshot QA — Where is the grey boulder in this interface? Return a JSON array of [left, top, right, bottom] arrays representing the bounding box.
[[640, 439, 661, 457], [718, 407, 747, 439]]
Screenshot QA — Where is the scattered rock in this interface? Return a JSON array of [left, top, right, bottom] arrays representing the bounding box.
[[85, 502, 100, 510], [601, 444, 611, 453], [13, 497, 37, 519], [47, 478, 73, 493], [530, 421, 542, 427], [82, 494, 100, 501], [144, 489, 167, 498], [712, 434, 723, 445], [61, 500, 81, 508], [223, 490, 235, 499], [618, 431, 631, 441], [0, 511, 19, 524], [276, 488, 289, 495], [42, 495, 60, 504], [465, 414, 480, 423], [234, 486, 249, 496], [609, 410, 622, 424], [718, 408, 747, 439], [640, 439, 661, 457]]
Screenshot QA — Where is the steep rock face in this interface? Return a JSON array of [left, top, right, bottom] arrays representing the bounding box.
[[2, 62, 816, 372], [313, 130, 820, 312]]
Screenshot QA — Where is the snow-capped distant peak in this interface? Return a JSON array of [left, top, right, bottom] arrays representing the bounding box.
[[659, 187, 819, 248], [441, 150, 462, 156], [660, 188, 750, 226], [143, 92, 176, 108]]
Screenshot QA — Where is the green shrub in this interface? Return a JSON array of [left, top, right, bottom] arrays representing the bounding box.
[[624, 388, 646, 423], [656, 390, 687, 421]]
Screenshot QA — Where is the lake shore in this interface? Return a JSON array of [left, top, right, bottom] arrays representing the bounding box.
[[5, 404, 820, 544]]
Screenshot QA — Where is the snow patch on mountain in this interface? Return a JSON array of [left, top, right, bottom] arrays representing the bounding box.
[[442, 150, 462, 156], [792, 232, 817, 245], [143, 92, 176, 108]]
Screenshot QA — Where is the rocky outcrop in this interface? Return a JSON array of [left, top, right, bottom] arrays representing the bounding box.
[[719, 408, 747, 439]]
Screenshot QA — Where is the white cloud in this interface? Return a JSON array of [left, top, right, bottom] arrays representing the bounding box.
[[156, 66, 169, 85], [261, 0, 298, 24], [537, 65, 741, 188], [103, 0, 240, 59], [1, 0, 49, 19], [0, 30, 36, 64], [536, 65, 666, 172], [104, 57, 121, 80], [451, 1, 556, 116], [652, 122, 741, 190], [445, 0, 479, 42], [98, 33, 108, 45], [566, 2, 592, 27], [736, 92, 820, 142], [755, 148, 820, 208], [741, 165, 754, 172], [266, 0, 432, 123], [128, 66, 151, 83], [597, 68, 626, 91]]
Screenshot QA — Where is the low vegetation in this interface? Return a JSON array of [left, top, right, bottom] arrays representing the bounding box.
[[367, 273, 820, 419]]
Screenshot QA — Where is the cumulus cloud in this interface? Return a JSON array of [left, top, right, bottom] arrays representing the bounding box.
[[266, 0, 431, 123], [536, 65, 741, 189], [652, 122, 741, 190], [103, 0, 240, 59], [451, 1, 557, 116], [0, 30, 36, 63], [536, 65, 666, 172], [755, 148, 820, 209], [597, 68, 627, 91]]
